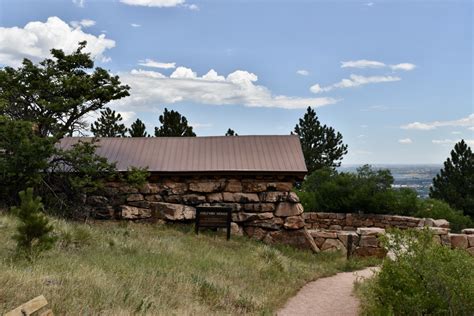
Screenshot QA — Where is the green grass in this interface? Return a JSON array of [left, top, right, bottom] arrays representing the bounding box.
[[0, 214, 377, 315]]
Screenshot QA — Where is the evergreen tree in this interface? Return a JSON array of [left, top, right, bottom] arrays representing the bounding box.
[[225, 128, 238, 136], [430, 140, 474, 217], [129, 118, 148, 137], [154, 108, 196, 137], [294, 106, 348, 174], [11, 188, 56, 260], [91, 108, 127, 137], [0, 41, 129, 137]]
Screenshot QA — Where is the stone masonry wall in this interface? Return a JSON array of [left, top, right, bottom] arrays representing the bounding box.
[[303, 212, 450, 231], [84, 176, 316, 250]]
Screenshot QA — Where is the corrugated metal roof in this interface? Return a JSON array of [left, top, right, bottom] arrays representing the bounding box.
[[57, 135, 307, 174]]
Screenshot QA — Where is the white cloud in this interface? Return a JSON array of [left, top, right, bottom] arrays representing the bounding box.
[[115, 67, 338, 110], [72, 0, 85, 7], [399, 138, 413, 144], [296, 69, 309, 76], [190, 122, 212, 129], [390, 63, 416, 71], [70, 19, 96, 28], [341, 60, 385, 69], [138, 58, 175, 69], [185, 4, 199, 10], [365, 2, 374, 6], [310, 74, 400, 93], [0, 16, 115, 67], [131, 23, 141, 27], [401, 114, 474, 130], [341, 59, 416, 71], [120, 0, 185, 7]]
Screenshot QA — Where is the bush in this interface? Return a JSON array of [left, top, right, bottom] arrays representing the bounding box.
[[126, 166, 150, 188], [415, 199, 473, 232], [11, 188, 56, 260], [358, 228, 474, 315]]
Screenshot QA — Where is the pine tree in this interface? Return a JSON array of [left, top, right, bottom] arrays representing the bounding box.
[[225, 128, 238, 136], [430, 140, 474, 217], [129, 118, 148, 137], [154, 108, 196, 137], [294, 106, 348, 174], [11, 188, 56, 260], [91, 108, 127, 137]]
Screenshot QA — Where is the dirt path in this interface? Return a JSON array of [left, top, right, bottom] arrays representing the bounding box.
[[278, 267, 377, 316]]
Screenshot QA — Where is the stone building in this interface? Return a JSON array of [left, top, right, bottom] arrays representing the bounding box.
[[58, 135, 319, 250]]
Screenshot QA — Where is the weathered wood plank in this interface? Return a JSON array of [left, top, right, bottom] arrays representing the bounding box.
[[5, 295, 48, 316]]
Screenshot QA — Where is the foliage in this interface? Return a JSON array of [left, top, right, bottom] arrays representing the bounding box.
[[10, 188, 56, 260], [357, 228, 474, 315], [415, 198, 472, 233], [0, 41, 129, 137], [225, 128, 238, 136], [129, 118, 148, 137], [293, 106, 348, 173], [299, 165, 419, 214], [90, 107, 127, 137], [0, 118, 54, 205], [430, 139, 474, 218], [126, 166, 150, 188], [154, 108, 196, 137]]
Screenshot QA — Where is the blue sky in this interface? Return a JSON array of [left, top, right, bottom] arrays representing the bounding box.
[[0, 0, 472, 164]]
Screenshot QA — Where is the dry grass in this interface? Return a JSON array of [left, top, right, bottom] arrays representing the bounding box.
[[0, 214, 377, 315]]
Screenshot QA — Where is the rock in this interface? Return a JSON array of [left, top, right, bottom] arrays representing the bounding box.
[[189, 181, 224, 193], [140, 183, 160, 194], [360, 235, 379, 248], [287, 192, 300, 203], [102, 186, 119, 196], [230, 222, 243, 236], [127, 200, 151, 209], [302, 228, 320, 253], [275, 202, 304, 217], [432, 219, 450, 228], [321, 238, 346, 253], [145, 194, 163, 202], [126, 194, 144, 202], [182, 194, 206, 205], [244, 217, 284, 230], [117, 185, 139, 194], [243, 203, 275, 213], [283, 216, 305, 230], [233, 212, 259, 222], [93, 206, 115, 219], [309, 230, 337, 239], [163, 181, 187, 195], [450, 234, 468, 249], [425, 227, 449, 235], [462, 228, 474, 235], [357, 227, 385, 236], [242, 181, 267, 193], [121, 205, 152, 219], [466, 247, 474, 256], [87, 195, 108, 206], [337, 231, 359, 247], [223, 192, 259, 203], [163, 195, 182, 203], [207, 193, 223, 203], [262, 192, 288, 202], [329, 225, 342, 230], [244, 226, 267, 240], [468, 235, 474, 247], [264, 229, 317, 251], [276, 182, 293, 192], [225, 180, 242, 192], [151, 202, 195, 221]]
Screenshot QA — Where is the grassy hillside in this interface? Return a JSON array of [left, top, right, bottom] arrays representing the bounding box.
[[0, 214, 376, 315]]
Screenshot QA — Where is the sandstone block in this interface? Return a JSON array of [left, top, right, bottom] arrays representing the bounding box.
[[140, 183, 160, 194], [151, 202, 195, 221], [287, 192, 300, 203], [261, 192, 288, 202], [337, 231, 360, 247], [354, 247, 387, 258], [189, 181, 224, 193], [243, 226, 267, 240], [163, 195, 182, 203], [244, 217, 284, 230], [87, 195, 108, 206], [425, 227, 449, 235], [329, 225, 342, 230], [225, 180, 242, 192], [309, 230, 337, 239], [117, 185, 139, 194], [163, 181, 187, 195], [450, 234, 468, 249], [275, 202, 304, 217], [127, 200, 151, 209], [360, 235, 379, 248], [127, 194, 144, 202], [242, 181, 267, 193], [121, 205, 152, 219], [243, 203, 275, 213], [357, 227, 385, 236], [432, 219, 450, 228], [462, 228, 474, 235], [145, 194, 163, 202], [468, 235, 474, 247], [223, 192, 259, 203], [207, 193, 223, 203], [182, 194, 206, 205], [283, 216, 305, 230], [321, 238, 346, 253]]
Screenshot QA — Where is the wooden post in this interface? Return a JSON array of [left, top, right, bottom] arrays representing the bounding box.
[[346, 234, 353, 259]]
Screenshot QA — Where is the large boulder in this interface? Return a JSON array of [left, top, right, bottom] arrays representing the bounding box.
[[450, 234, 468, 249], [261, 192, 288, 202], [275, 202, 304, 217], [243, 203, 275, 213], [321, 238, 346, 253], [242, 181, 267, 193], [283, 216, 305, 229], [182, 194, 206, 205], [163, 181, 188, 195], [222, 192, 259, 203], [121, 205, 152, 219], [87, 195, 108, 206], [152, 202, 196, 221], [225, 180, 242, 192], [126, 194, 144, 202], [189, 181, 224, 193]]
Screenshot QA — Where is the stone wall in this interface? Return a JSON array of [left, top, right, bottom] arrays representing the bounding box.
[[306, 227, 474, 257], [84, 176, 316, 250], [303, 212, 450, 231]]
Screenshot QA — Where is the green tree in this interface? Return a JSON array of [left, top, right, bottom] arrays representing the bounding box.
[[129, 118, 148, 137], [430, 139, 474, 217], [293, 106, 348, 173], [154, 108, 196, 137], [91, 108, 127, 137], [11, 188, 56, 260], [225, 128, 238, 136], [0, 41, 129, 137]]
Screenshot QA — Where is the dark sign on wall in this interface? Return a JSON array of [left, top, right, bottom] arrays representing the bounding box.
[[195, 206, 232, 240]]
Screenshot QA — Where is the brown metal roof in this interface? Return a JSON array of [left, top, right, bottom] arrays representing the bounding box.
[[57, 135, 307, 175]]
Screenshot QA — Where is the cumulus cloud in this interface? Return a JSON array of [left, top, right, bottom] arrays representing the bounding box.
[[398, 138, 413, 144], [120, 0, 184, 7], [70, 19, 96, 28], [401, 114, 474, 131], [296, 69, 309, 76], [341, 59, 416, 71], [138, 58, 176, 69], [0, 16, 115, 67], [72, 0, 85, 7], [310, 74, 400, 93], [131, 23, 141, 27], [115, 67, 338, 110]]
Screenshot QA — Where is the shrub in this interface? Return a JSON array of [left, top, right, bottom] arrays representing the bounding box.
[[415, 198, 472, 232], [358, 228, 474, 315], [126, 166, 150, 188], [11, 188, 56, 260]]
